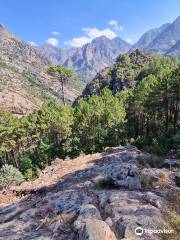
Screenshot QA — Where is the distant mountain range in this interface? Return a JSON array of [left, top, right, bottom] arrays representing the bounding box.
[[40, 36, 131, 83], [39, 16, 180, 82], [0, 16, 180, 114]]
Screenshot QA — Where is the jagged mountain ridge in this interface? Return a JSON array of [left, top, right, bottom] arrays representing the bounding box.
[[1, 15, 180, 114], [0, 23, 79, 114], [63, 36, 131, 82], [39, 43, 76, 65], [40, 36, 131, 83], [40, 16, 180, 84]]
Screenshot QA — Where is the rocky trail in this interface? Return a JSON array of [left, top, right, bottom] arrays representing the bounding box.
[[0, 145, 179, 240]]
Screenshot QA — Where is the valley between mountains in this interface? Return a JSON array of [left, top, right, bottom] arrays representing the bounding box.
[[0, 14, 180, 240], [0, 16, 180, 115]]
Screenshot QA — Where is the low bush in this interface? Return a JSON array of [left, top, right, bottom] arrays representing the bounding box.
[[95, 177, 115, 189], [0, 164, 24, 189], [146, 155, 163, 168], [105, 147, 113, 154], [172, 131, 180, 150], [19, 155, 33, 180], [141, 174, 151, 187]]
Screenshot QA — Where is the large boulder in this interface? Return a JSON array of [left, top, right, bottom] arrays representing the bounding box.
[[98, 191, 165, 240], [74, 204, 102, 230], [104, 164, 141, 190], [77, 219, 117, 240]]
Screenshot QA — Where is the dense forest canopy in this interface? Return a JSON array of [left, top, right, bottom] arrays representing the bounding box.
[[0, 51, 179, 183]]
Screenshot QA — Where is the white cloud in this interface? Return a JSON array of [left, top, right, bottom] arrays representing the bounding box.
[[46, 37, 59, 47], [65, 27, 117, 47], [126, 38, 134, 44], [82, 27, 117, 40], [28, 41, 38, 47], [108, 20, 124, 31], [64, 37, 91, 47], [52, 31, 61, 35]]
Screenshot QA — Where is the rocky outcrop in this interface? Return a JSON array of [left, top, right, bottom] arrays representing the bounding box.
[[0, 146, 179, 239], [82, 49, 151, 97]]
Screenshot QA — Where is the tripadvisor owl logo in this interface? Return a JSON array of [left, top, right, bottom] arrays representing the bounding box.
[[135, 227, 143, 236]]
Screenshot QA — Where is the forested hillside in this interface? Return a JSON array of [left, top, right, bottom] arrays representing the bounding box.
[[0, 50, 179, 183]]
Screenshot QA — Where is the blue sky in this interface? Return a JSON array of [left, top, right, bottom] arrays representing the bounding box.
[[1, 0, 180, 48]]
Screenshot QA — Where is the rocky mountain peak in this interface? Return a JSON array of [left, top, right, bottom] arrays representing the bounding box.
[[91, 35, 110, 42], [40, 36, 131, 83]]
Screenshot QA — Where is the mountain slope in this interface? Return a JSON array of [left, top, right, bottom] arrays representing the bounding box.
[[64, 36, 131, 83], [0, 23, 80, 114], [166, 39, 180, 59], [130, 16, 180, 58], [146, 16, 180, 54], [40, 36, 131, 83], [132, 23, 170, 50], [39, 43, 76, 65]]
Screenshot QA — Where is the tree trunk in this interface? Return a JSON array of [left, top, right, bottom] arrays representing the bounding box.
[[61, 81, 65, 105]]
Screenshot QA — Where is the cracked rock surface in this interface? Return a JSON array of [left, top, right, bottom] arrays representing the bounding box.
[[0, 145, 178, 239]]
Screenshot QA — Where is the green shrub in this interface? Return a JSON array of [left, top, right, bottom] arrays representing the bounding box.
[[172, 131, 180, 150], [24, 168, 33, 180], [39, 142, 58, 167], [168, 210, 180, 232], [19, 155, 33, 179], [0, 164, 24, 189], [146, 155, 162, 168], [95, 177, 115, 189], [105, 147, 113, 154], [141, 174, 151, 187], [95, 178, 107, 188]]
